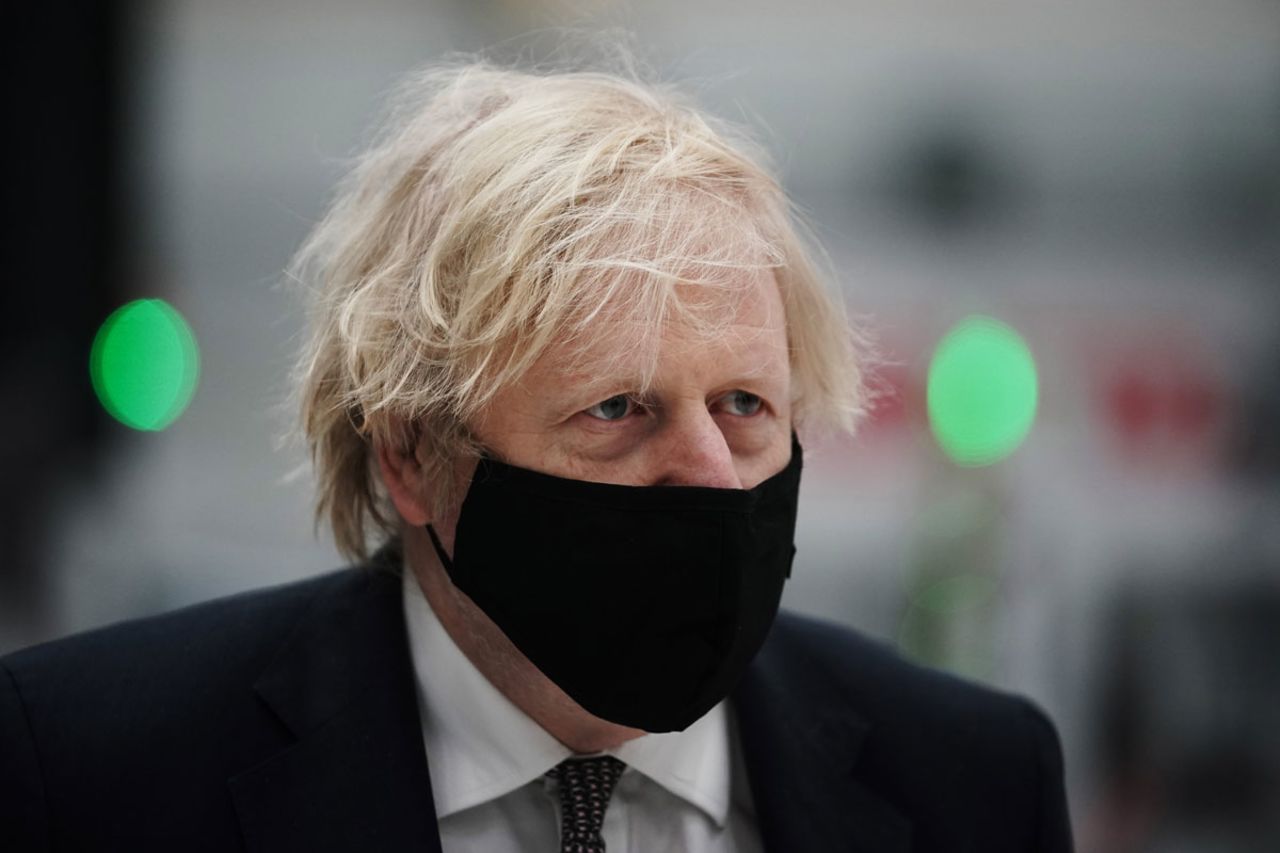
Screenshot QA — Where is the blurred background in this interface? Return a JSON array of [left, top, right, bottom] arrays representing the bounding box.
[[3, 1, 1278, 849]]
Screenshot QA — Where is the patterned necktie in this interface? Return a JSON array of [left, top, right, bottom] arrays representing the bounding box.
[[546, 756, 627, 853]]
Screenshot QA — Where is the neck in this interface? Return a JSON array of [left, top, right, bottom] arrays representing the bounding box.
[[402, 525, 645, 754]]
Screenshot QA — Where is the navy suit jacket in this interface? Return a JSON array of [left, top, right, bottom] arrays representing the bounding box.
[[1, 561, 1072, 852]]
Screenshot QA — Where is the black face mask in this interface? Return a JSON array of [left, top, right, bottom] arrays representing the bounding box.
[[425, 433, 802, 733]]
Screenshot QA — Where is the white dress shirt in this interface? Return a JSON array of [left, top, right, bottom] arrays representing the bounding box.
[[401, 569, 764, 852]]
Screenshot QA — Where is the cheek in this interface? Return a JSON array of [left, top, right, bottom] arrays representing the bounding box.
[[737, 427, 793, 488], [449, 456, 480, 501], [470, 416, 551, 471], [551, 447, 642, 484], [470, 383, 554, 460]]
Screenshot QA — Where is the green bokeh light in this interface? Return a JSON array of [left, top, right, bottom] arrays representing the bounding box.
[[927, 315, 1037, 466], [898, 574, 1001, 679], [90, 299, 200, 431]]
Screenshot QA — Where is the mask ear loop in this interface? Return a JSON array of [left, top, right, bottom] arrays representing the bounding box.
[[421, 436, 493, 582], [424, 524, 458, 578]]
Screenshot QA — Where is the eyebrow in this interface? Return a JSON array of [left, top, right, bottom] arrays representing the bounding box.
[[550, 371, 651, 410], [549, 365, 788, 414]]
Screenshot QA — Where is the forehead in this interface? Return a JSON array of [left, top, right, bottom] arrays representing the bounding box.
[[529, 268, 789, 398]]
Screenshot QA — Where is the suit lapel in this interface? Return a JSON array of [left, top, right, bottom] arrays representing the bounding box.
[[733, 618, 912, 853], [228, 567, 442, 852]]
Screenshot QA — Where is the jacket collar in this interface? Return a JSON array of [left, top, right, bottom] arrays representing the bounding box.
[[227, 561, 443, 853], [732, 614, 913, 853]]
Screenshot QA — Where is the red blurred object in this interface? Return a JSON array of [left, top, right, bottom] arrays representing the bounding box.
[[1095, 328, 1231, 470]]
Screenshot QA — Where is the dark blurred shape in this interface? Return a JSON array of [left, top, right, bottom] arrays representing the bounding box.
[[1092, 572, 1280, 851], [0, 4, 127, 637], [1231, 341, 1280, 481], [889, 116, 1015, 230]]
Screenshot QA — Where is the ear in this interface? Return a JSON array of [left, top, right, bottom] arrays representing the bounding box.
[[376, 438, 432, 527]]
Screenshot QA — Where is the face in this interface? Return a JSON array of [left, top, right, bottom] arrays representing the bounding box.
[[471, 268, 794, 492], [384, 267, 793, 750]]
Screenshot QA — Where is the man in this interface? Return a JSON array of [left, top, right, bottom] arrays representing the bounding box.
[[1, 63, 1072, 851]]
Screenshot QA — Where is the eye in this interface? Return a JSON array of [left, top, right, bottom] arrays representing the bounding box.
[[720, 390, 763, 416], [583, 394, 636, 422]]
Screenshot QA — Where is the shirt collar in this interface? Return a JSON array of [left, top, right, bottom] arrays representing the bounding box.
[[401, 569, 732, 827], [611, 696, 732, 827]]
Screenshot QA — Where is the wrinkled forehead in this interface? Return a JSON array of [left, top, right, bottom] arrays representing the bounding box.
[[539, 266, 789, 392], [457, 190, 793, 419]]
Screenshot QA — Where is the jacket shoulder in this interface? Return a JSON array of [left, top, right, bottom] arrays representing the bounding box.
[[757, 610, 1072, 850], [766, 609, 1050, 735], [2, 568, 374, 686], [0, 568, 387, 755], [0, 566, 402, 850]]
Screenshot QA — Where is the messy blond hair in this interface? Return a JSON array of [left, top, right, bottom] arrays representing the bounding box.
[[292, 60, 866, 561]]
